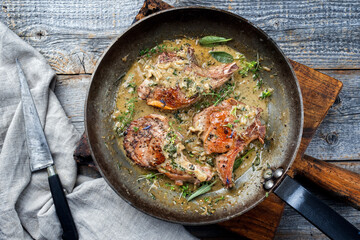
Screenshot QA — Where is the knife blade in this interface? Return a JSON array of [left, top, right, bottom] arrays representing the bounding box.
[[17, 59, 54, 172], [17, 59, 78, 240]]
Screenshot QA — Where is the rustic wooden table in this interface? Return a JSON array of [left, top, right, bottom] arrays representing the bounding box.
[[2, 0, 359, 239]]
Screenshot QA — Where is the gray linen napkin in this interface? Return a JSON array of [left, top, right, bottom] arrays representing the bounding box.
[[0, 22, 197, 240]]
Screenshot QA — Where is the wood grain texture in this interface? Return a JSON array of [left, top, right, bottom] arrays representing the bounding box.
[[218, 194, 285, 240], [1, 0, 359, 74], [294, 155, 360, 209], [289, 60, 343, 162], [305, 70, 360, 160]]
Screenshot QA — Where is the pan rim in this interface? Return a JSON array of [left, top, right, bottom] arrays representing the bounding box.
[[85, 6, 304, 225]]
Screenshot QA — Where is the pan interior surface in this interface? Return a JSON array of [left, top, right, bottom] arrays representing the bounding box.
[[86, 7, 303, 225]]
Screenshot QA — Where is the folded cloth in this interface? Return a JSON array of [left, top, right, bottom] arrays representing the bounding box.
[[0, 22, 197, 240]]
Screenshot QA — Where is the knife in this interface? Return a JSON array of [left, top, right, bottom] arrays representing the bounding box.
[[16, 59, 79, 240]]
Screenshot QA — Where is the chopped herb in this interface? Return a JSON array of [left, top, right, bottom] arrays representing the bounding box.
[[165, 182, 175, 191], [126, 82, 137, 92], [206, 157, 215, 167], [259, 89, 272, 99], [187, 181, 217, 201], [150, 193, 156, 200], [265, 192, 269, 198], [254, 153, 261, 166], [137, 172, 162, 181], [173, 69, 178, 76], [139, 48, 150, 56], [199, 36, 232, 46], [188, 152, 195, 158], [223, 123, 233, 128], [184, 78, 194, 88], [210, 51, 234, 63], [115, 97, 137, 137], [204, 197, 210, 202], [255, 78, 263, 89], [252, 152, 261, 171], [230, 106, 238, 116], [163, 143, 177, 158], [233, 148, 255, 171], [133, 127, 139, 132], [173, 111, 183, 123], [239, 53, 262, 79], [239, 61, 257, 77], [180, 184, 192, 198], [214, 196, 225, 203], [234, 119, 240, 123], [139, 44, 167, 57], [203, 82, 235, 106]]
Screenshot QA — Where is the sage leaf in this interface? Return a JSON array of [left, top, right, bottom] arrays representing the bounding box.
[[199, 36, 232, 46], [187, 181, 217, 201], [210, 51, 234, 63], [233, 148, 255, 172]]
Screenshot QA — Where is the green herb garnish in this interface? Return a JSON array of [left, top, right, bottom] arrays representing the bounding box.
[[139, 44, 167, 57], [173, 111, 183, 123], [115, 97, 137, 137], [259, 89, 272, 99], [223, 123, 233, 128], [214, 196, 225, 203], [252, 152, 261, 171], [239, 61, 257, 77], [203, 82, 235, 106], [239, 53, 261, 78], [150, 193, 156, 200], [165, 182, 175, 191], [133, 127, 139, 132], [180, 184, 192, 198], [199, 36, 232, 46], [137, 172, 162, 181], [233, 148, 255, 171], [187, 181, 217, 201], [126, 82, 137, 92], [210, 51, 234, 63]]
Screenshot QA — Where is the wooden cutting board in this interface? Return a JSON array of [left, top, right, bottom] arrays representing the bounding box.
[[74, 1, 360, 239]]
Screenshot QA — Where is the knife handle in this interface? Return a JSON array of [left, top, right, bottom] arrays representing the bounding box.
[[48, 167, 79, 240]]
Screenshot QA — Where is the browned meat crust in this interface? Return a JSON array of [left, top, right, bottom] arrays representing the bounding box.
[[123, 114, 168, 169], [124, 114, 214, 185], [192, 98, 266, 188], [137, 48, 239, 110]]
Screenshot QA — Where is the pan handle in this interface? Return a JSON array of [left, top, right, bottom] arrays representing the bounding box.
[[293, 155, 360, 209], [274, 175, 360, 240]]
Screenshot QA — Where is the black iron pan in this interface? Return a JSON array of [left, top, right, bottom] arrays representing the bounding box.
[[85, 7, 360, 239]]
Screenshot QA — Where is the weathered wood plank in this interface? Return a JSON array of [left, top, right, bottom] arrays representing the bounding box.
[[54, 70, 360, 161], [54, 74, 90, 132], [1, 0, 359, 74], [305, 70, 360, 160]]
